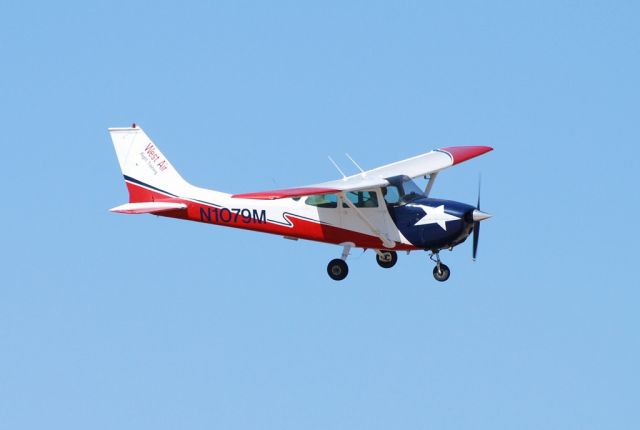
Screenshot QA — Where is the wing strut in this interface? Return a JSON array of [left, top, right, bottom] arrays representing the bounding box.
[[424, 172, 438, 197], [339, 192, 396, 249]]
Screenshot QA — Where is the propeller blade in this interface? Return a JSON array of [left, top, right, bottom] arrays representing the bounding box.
[[473, 174, 481, 261], [472, 221, 480, 261]]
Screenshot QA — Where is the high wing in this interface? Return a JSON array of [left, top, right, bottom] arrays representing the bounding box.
[[233, 146, 492, 200]]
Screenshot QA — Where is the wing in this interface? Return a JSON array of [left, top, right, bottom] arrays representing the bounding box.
[[232, 146, 492, 200]]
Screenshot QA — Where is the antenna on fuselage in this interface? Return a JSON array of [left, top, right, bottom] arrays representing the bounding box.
[[345, 153, 366, 176], [328, 156, 347, 179]]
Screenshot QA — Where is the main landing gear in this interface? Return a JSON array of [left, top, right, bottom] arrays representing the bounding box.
[[327, 244, 352, 281], [327, 259, 348, 281], [327, 245, 400, 281], [325, 246, 451, 282], [375, 250, 398, 269], [430, 252, 451, 282]]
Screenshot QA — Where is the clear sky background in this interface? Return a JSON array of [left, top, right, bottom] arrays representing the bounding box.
[[1, 1, 638, 429]]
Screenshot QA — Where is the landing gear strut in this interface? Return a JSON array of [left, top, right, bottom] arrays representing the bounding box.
[[327, 243, 352, 281], [430, 252, 451, 282]]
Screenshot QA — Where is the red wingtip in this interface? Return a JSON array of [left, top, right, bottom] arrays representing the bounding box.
[[440, 146, 493, 165]]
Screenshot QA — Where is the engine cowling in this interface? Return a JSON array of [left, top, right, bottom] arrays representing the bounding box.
[[389, 198, 477, 250]]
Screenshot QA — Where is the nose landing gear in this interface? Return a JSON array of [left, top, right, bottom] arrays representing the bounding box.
[[430, 252, 451, 282]]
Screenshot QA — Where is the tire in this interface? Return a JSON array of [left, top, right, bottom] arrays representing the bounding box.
[[376, 251, 398, 269], [327, 259, 349, 281], [432, 264, 451, 282]]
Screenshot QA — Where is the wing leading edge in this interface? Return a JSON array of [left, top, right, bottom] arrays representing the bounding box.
[[233, 145, 492, 200]]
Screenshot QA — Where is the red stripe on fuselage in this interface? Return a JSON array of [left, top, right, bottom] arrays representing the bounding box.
[[125, 181, 171, 202], [124, 181, 415, 250]]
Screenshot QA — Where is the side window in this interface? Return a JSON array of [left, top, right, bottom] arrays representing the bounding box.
[[342, 191, 379, 208], [383, 186, 400, 205], [305, 194, 338, 208]]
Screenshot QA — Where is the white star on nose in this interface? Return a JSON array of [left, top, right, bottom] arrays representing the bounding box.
[[413, 205, 460, 231]]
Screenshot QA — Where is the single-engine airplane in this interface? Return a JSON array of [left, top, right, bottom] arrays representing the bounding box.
[[109, 124, 493, 281]]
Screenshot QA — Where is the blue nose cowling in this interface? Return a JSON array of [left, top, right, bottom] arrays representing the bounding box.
[[389, 198, 476, 250]]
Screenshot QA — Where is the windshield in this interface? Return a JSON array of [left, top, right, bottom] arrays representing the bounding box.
[[400, 178, 424, 203], [383, 176, 425, 205]]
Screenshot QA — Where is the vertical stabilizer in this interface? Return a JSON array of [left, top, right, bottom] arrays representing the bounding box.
[[109, 125, 191, 202]]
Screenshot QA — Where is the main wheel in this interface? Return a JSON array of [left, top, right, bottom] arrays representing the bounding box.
[[376, 251, 398, 269], [432, 264, 451, 282], [327, 258, 349, 281]]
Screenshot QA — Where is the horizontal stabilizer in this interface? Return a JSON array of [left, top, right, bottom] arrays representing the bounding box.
[[109, 202, 187, 214]]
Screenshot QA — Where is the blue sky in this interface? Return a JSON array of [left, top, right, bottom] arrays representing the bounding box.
[[1, 1, 638, 429]]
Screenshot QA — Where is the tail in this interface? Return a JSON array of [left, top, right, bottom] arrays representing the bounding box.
[[109, 124, 192, 203]]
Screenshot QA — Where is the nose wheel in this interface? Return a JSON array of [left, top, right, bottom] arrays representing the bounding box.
[[432, 263, 451, 282], [430, 252, 451, 282]]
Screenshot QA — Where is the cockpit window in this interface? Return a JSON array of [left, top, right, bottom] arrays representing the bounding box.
[[383, 176, 425, 205], [305, 193, 338, 208], [342, 190, 379, 208]]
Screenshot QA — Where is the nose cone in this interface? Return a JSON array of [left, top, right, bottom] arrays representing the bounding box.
[[472, 209, 492, 222]]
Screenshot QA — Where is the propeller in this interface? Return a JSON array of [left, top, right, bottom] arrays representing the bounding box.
[[471, 175, 491, 261]]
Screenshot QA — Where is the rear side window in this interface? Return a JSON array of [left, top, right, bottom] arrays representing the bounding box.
[[305, 194, 338, 208], [342, 191, 379, 208]]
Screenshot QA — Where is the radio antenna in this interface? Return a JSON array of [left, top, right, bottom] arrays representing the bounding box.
[[328, 156, 347, 179], [345, 153, 365, 175]]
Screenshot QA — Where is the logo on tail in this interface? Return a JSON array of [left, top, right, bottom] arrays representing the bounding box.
[[141, 142, 169, 174]]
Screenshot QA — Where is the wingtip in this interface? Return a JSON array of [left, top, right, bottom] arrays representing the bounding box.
[[439, 146, 493, 165]]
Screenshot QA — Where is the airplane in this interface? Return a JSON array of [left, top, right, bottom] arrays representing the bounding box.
[[108, 124, 493, 282]]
